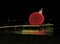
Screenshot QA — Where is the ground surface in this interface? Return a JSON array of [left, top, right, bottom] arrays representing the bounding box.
[[0, 33, 60, 44]]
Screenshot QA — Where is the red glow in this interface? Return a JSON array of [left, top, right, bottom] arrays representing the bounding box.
[[29, 31, 39, 35], [39, 30, 46, 35], [29, 12, 44, 25]]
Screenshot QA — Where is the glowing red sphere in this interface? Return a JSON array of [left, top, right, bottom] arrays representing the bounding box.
[[29, 12, 44, 25]]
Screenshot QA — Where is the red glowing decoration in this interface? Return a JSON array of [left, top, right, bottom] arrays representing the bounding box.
[[29, 11, 44, 25]]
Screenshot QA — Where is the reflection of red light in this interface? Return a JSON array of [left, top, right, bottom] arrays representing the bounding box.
[[39, 30, 46, 35], [29, 12, 44, 25], [29, 31, 39, 35]]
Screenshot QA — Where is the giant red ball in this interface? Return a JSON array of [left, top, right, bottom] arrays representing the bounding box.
[[29, 12, 44, 25]]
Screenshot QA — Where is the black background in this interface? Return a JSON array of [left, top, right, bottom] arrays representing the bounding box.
[[0, 0, 56, 25], [0, 0, 59, 44]]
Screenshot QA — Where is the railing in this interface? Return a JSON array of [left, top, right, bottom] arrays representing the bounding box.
[[0, 24, 53, 35], [0, 24, 53, 28]]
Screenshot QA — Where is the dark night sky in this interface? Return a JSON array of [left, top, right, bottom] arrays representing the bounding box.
[[0, 0, 56, 26]]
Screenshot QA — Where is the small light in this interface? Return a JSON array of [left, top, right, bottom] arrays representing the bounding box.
[[8, 20, 10, 21], [39, 8, 43, 14]]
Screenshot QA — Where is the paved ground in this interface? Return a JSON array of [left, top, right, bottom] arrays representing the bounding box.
[[0, 33, 60, 44]]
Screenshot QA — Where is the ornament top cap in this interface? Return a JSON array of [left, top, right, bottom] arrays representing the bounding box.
[[39, 8, 43, 14]]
